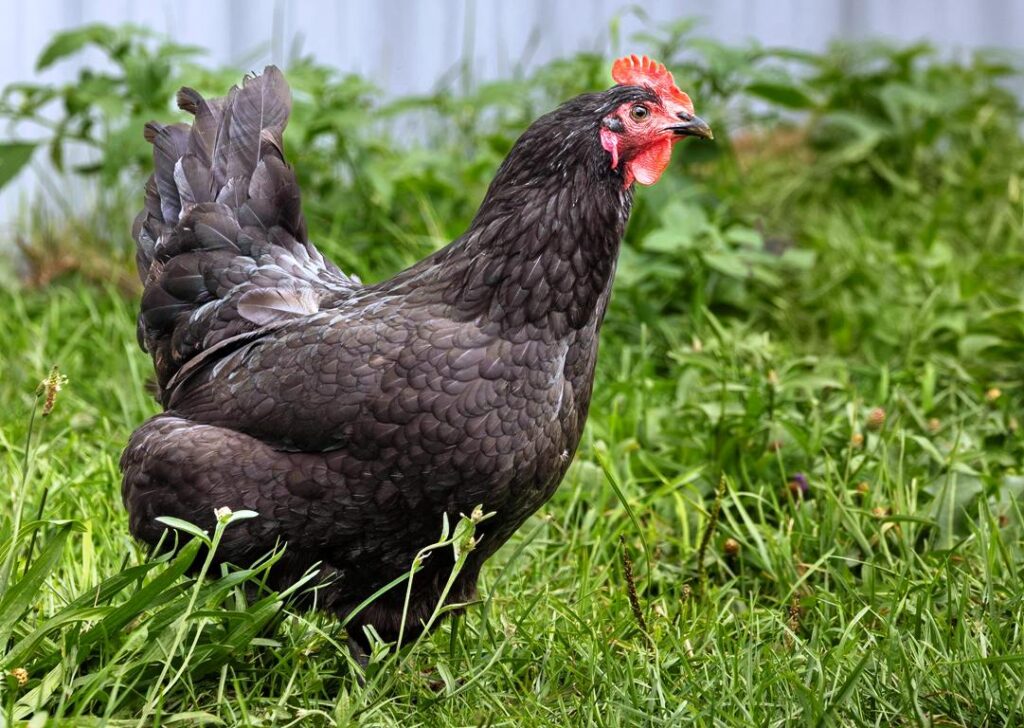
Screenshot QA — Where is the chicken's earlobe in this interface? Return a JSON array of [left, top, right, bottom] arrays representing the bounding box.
[[600, 127, 620, 170]]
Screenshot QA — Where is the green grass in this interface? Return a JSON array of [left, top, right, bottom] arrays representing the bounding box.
[[2, 241, 1023, 725], [3, 30, 1024, 727]]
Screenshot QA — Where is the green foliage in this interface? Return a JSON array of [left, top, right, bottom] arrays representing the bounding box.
[[3, 20, 1024, 726], [747, 41, 1024, 201], [0, 25, 216, 182], [0, 142, 35, 191]]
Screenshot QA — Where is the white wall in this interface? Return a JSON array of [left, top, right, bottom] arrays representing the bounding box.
[[5, 0, 1021, 97]]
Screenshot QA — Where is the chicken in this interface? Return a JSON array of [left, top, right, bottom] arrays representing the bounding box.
[[121, 55, 711, 659]]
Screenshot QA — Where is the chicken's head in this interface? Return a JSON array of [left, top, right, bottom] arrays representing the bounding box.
[[600, 54, 712, 187]]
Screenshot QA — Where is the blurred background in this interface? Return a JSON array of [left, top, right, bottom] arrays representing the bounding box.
[[2, 0, 1023, 226], [2, 0, 1022, 364], [2, 0, 1023, 406]]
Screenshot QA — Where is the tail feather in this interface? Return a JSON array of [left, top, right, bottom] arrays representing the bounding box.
[[144, 122, 191, 223], [173, 155, 215, 208], [133, 66, 359, 403], [176, 86, 225, 165], [225, 67, 290, 180]]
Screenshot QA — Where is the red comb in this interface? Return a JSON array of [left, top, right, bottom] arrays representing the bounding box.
[[611, 54, 693, 113]]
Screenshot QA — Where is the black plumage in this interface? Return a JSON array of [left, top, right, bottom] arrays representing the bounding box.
[[121, 61, 708, 659]]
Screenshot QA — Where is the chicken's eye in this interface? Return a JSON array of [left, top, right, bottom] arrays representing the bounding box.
[[629, 105, 650, 122]]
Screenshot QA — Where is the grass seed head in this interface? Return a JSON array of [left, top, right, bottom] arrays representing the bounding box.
[[38, 365, 68, 416], [986, 387, 1002, 402], [10, 667, 28, 687]]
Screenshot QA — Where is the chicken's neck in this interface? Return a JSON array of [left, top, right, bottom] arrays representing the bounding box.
[[412, 150, 633, 337]]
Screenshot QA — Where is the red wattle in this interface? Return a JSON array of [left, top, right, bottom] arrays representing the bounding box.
[[627, 138, 673, 186]]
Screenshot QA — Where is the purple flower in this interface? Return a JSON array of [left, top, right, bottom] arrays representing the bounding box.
[[787, 473, 810, 498]]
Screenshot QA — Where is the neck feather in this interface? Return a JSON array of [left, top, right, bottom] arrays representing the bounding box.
[[440, 152, 631, 334], [389, 93, 636, 336]]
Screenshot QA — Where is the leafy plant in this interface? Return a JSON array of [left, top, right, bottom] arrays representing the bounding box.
[[0, 24, 215, 182], [0, 142, 34, 192]]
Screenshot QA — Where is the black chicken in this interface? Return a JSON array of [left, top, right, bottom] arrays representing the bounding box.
[[121, 55, 711, 659]]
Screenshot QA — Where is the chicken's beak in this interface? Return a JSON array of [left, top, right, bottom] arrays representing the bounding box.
[[668, 114, 713, 140]]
